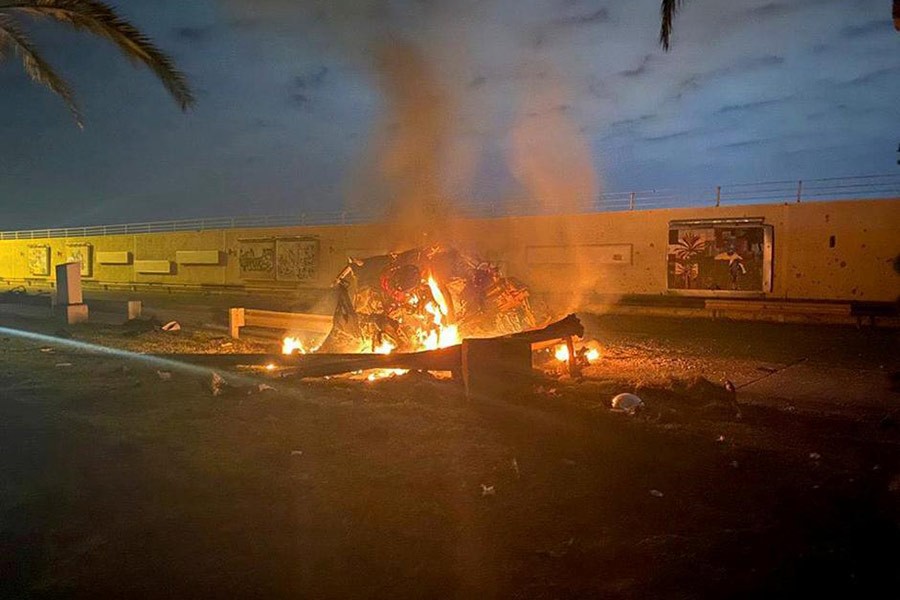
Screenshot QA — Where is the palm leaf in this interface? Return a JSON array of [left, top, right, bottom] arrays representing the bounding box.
[[659, 0, 684, 51], [0, 15, 82, 125], [0, 0, 193, 110]]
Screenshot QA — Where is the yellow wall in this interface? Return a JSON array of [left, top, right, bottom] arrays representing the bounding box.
[[1, 198, 898, 302]]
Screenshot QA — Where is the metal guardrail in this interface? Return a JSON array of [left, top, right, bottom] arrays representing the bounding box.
[[3, 174, 899, 241]]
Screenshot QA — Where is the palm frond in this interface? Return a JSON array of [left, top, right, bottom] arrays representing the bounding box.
[[659, 0, 684, 51], [1, 0, 193, 109], [0, 15, 82, 126]]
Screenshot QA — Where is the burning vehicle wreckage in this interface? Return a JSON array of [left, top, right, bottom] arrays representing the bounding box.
[[268, 246, 602, 391], [319, 246, 536, 354]]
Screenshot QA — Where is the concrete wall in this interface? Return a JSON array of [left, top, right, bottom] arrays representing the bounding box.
[[1, 198, 898, 303]]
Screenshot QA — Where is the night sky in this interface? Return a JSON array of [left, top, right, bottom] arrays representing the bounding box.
[[1, 0, 898, 229]]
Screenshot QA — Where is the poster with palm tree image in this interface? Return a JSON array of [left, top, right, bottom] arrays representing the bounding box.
[[667, 224, 768, 292]]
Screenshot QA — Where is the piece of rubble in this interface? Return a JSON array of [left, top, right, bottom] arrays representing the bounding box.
[[649, 489, 664, 498], [55, 363, 73, 368], [480, 484, 496, 496], [809, 452, 821, 460], [156, 370, 172, 381], [611, 393, 644, 413], [258, 383, 276, 392], [161, 321, 181, 332], [210, 372, 226, 396]]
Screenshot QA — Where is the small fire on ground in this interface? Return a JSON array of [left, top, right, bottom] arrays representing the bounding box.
[[553, 343, 601, 364]]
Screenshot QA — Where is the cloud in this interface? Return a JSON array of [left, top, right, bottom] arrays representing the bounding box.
[[718, 137, 776, 149], [838, 66, 900, 86], [173, 25, 214, 42], [840, 19, 890, 38], [677, 55, 785, 94], [619, 54, 654, 78], [715, 96, 793, 115], [552, 7, 610, 28], [644, 129, 696, 143], [295, 66, 329, 89]]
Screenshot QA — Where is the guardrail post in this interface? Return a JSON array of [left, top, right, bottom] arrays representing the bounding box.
[[796, 180, 803, 203], [715, 186, 721, 207]]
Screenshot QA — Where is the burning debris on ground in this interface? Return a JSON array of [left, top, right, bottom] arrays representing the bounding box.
[[274, 246, 606, 384], [317, 245, 537, 354]]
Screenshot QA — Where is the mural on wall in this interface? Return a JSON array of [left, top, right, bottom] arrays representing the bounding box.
[[238, 239, 276, 280], [276, 238, 319, 282], [65, 243, 93, 278], [667, 223, 770, 292], [27, 245, 51, 276]]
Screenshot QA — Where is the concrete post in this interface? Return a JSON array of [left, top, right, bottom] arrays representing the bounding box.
[[127, 300, 142, 321], [229, 307, 245, 339], [55, 262, 89, 324]]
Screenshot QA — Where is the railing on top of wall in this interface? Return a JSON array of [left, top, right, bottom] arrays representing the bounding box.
[[3, 173, 899, 241]]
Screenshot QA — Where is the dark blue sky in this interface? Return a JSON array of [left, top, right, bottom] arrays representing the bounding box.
[[1, 0, 898, 229]]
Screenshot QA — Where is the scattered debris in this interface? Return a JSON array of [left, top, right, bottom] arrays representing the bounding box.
[[511, 457, 520, 479], [480, 484, 496, 496], [156, 370, 172, 381], [724, 379, 742, 419], [39, 347, 54, 353], [55, 362, 73, 368], [809, 452, 821, 460], [730, 460, 740, 469], [258, 383, 276, 392], [716, 435, 726, 443], [290, 450, 303, 456], [649, 489, 664, 498], [161, 321, 181, 332], [611, 393, 644, 413], [210, 372, 226, 396]]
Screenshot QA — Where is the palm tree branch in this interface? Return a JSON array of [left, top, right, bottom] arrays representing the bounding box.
[[0, 0, 193, 109], [659, 0, 684, 51], [0, 15, 82, 125]]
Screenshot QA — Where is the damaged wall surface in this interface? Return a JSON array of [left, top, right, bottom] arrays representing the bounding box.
[[0, 198, 897, 303]]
